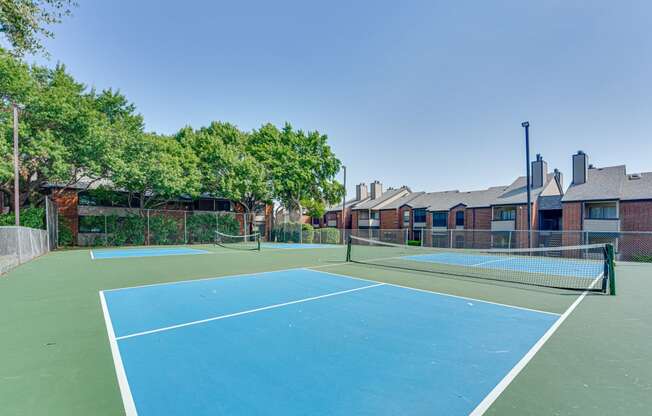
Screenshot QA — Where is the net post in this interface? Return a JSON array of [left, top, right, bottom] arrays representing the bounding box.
[[257, 233, 261, 251], [606, 243, 616, 295], [346, 236, 352, 262]]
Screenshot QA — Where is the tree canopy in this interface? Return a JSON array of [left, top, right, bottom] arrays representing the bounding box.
[[0, 47, 344, 219], [0, 0, 76, 56]]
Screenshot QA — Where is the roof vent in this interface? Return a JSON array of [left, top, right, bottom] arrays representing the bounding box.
[[629, 173, 642, 180]]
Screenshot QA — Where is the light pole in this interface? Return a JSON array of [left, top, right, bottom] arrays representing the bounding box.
[[521, 121, 532, 248], [341, 165, 346, 243]]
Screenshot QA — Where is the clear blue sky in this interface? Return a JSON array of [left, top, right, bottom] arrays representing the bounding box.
[[31, 1, 652, 198]]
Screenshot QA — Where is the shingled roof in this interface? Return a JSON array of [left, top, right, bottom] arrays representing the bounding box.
[[562, 165, 652, 202]]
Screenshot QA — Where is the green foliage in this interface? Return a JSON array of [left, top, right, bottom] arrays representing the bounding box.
[[248, 123, 344, 217], [106, 215, 146, 246], [148, 215, 180, 245], [186, 213, 240, 244], [0, 207, 44, 228], [0, 0, 76, 56], [57, 216, 73, 246], [631, 254, 652, 263], [407, 240, 421, 246], [301, 223, 314, 243], [321, 228, 341, 244]]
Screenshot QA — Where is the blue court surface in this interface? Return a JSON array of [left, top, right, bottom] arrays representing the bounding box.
[[261, 242, 340, 249], [100, 268, 559, 415], [404, 251, 603, 279], [91, 247, 210, 260]]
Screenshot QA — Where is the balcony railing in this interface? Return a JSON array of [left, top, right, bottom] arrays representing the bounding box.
[[358, 219, 380, 227], [583, 218, 620, 233], [491, 219, 516, 231]]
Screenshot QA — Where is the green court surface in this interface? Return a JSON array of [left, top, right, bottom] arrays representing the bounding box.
[[0, 244, 650, 415]]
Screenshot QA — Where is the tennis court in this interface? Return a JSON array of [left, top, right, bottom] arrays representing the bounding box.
[[1, 241, 650, 416]]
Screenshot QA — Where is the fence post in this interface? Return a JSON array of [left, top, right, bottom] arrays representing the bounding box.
[[147, 210, 150, 245], [184, 211, 187, 244], [104, 214, 108, 246]]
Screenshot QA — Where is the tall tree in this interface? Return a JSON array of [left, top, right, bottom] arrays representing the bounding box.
[[0, 0, 76, 56], [0, 51, 130, 209], [248, 123, 344, 221], [111, 133, 201, 209]]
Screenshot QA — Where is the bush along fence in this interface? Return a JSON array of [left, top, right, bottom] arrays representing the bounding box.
[[69, 209, 244, 247]]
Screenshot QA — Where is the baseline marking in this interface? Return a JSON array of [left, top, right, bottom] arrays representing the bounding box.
[[115, 282, 385, 340], [99, 291, 137, 416]]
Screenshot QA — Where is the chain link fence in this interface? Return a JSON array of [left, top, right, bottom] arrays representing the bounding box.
[[73, 208, 247, 247], [0, 226, 50, 274]]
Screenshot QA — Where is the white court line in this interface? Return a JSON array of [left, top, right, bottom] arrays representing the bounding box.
[[471, 257, 514, 267], [308, 268, 561, 317], [90, 250, 210, 260], [99, 291, 137, 416], [89, 250, 95, 260], [115, 283, 385, 340], [468, 276, 602, 416]]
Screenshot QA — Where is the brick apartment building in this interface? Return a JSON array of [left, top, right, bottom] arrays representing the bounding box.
[[561, 151, 652, 253]]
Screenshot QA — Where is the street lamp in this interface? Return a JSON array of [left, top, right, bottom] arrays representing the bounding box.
[[521, 121, 531, 248]]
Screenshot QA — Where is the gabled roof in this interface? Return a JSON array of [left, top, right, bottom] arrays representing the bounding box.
[[562, 165, 652, 202], [381, 192, 425, 210], [493, 173, 560, 206], [460, 186, 509, 208], [352, 187, 412, 210], [325, 197, 370, 213], [406, 190, 463, 211]]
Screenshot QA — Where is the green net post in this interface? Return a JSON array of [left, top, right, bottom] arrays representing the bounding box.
[[346, 236, 352, 262], [257, 234, 261, 251], [606, 243, 616, 295]]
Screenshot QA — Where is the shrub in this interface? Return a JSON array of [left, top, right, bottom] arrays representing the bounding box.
[[631, 254, 652, 263], [407, 240, 421, 246], [186, 213, 240, 243], [107, 215, 146, 246], [302, 223, 314, 244], [58, 216, 74, 246], [272, 222, 302, 243], [148, 215, 181, 245], [0, 207, 45, 229], [321, 228, 341, 244]]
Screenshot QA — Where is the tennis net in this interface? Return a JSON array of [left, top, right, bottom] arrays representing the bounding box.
[[347, 236, 615, 293], [215, 231, 261, 251]]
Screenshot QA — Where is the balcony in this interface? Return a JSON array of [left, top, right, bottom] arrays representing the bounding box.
[[413, 221, 427, 228], [358, 219, 380, 228], [491, 219, 515, 231], [583, 218, 620, 233], [327, 220, 337, 227]]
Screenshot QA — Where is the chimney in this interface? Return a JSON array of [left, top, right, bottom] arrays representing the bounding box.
[[370, 181, 383, 200], [531, 154, 548, 188], [572, 151, 588, 185], [553, 168, 563, 189], [355, 183, 368, 201]]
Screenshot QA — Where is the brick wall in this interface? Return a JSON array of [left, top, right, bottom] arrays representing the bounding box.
[[448, 205, 465, 229], [466, 207, 492, 230], [379, 209, 398, 229], [561, 202, 582, 246], [351, 210, 359, 229], [52, 189, 79, 238], [398, 206, 412, 238], [620, 200, 652, 231]]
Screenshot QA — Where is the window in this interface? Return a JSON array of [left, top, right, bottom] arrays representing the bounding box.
[[79, 216, 105, 233], [432, 211, 447, 227], [494, 206, 516, 221], [586, 202, 618, 220], [403, 210, 410, 225], [455, 211, 464, 227], [78, 190, 130, 207], [359, 211, 369, 220], [370, 211, 380, 220], [414, 209, 426, 223]]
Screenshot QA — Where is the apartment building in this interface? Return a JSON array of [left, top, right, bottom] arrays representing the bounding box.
[[350, 182, 412, 230], [319, 183, 371, 229], [561, 151, 652, 250]]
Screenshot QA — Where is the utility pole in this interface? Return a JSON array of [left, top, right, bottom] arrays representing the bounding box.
[[13, 103, 21, 226], [522, 121, 532, 248]]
